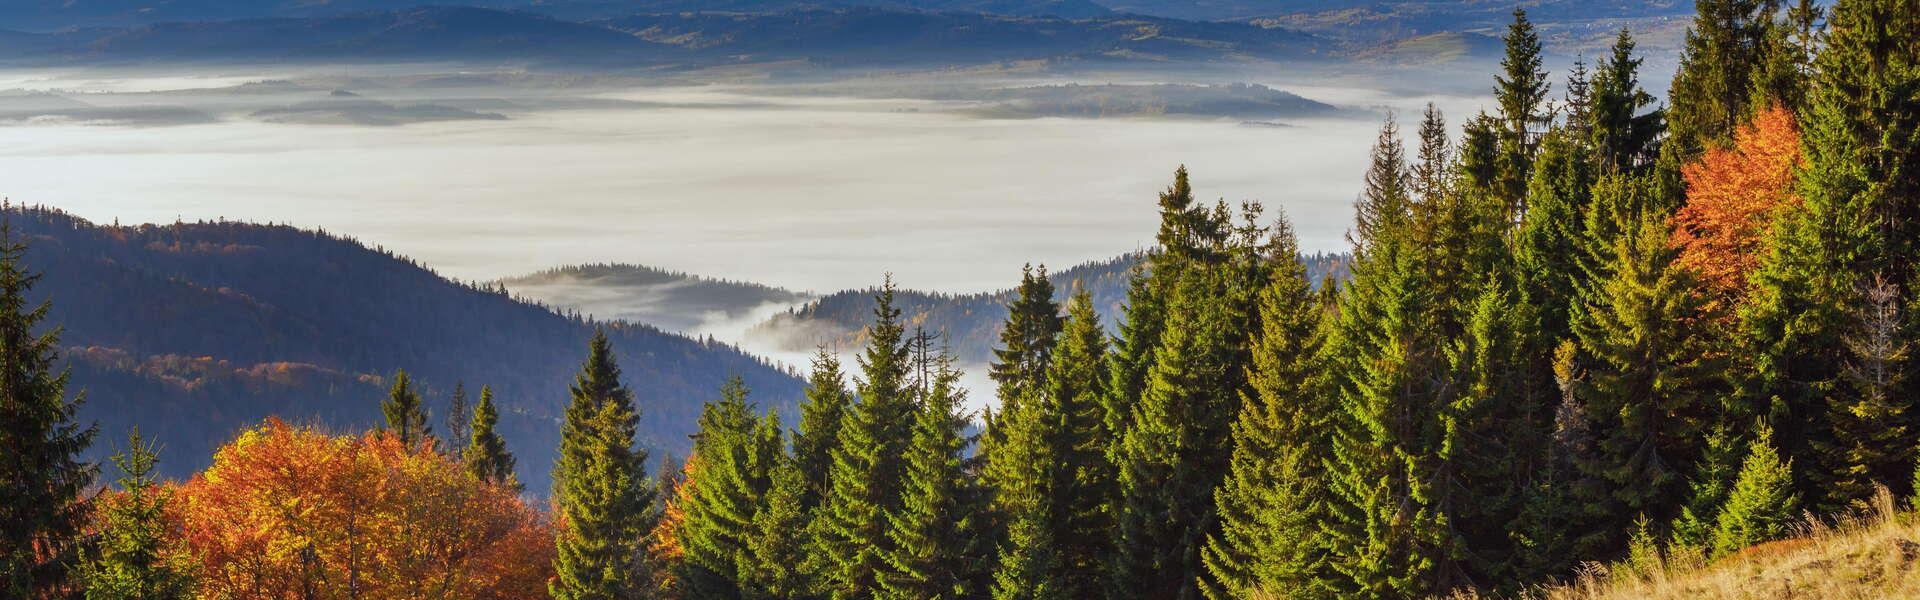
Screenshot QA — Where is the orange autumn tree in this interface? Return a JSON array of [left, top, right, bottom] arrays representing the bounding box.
[[1670, 104, 1804, 312], [172, 418, 553, 599]]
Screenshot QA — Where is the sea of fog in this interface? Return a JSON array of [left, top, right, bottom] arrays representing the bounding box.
[[0, 69, 1495, 295]]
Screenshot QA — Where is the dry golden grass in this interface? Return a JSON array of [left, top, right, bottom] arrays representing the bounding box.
[[1453, 488, 1920, 600]]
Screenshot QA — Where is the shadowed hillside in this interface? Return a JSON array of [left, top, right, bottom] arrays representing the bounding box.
[[11, 205, 804, 492]]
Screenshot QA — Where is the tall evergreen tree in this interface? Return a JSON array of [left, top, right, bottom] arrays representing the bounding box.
[[1569, 214, 1720, 550], [989, 289, 1112, 599], [988, 264, 1063, 413], [1492, 8, 1551, 215], [878, 342, 982, 600], [465, 385, 519, 491], [1109, 200, 1262, 599], [78, 430, 194, 600], [552, 330, 658, 600], [382, 369, 431, 447], [0, 223, 97, 598], [678, 377, 780, 598], [1199, 216, 1333, 599], [741, 456, 815, 600], [445, 381, 471, 456], [1588, 29, 1666, 175], [1742, 0, 1920, 510], [795, 350, 854, 511], [1665, 0, 1781, 161], [810, 280, 917, 600]]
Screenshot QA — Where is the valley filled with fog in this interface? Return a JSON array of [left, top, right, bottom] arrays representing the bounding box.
[[1, 67, 1493, 292]]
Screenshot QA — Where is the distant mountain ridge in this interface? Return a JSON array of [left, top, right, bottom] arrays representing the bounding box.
[[12, 206, 804, 492], [0, 6, 1331, 68]]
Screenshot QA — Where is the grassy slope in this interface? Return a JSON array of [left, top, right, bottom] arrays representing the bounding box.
[[1478, 490, 1920, 600]]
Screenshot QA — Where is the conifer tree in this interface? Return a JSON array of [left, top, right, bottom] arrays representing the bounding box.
[[795, 350, 854, 510], [988, 264, 1063, 414], [741, 456, 814, 600], [1492, 8, 1551, 213], [1742, 0, 1920, 510], [445, 381, 471, 456], [1588, 29, 1665, 175], [810, 280, 917, 600], [382, 369, 431, 447], [0, 223, 97, 597], [1199, 215, 1332, 600], [1351, 117, 1411, 252], [465, 385, 520, 491], [78, 430, 195, 600], [679, 377, 778, 598], [989, 289, 1111, 599], [1711, 428, 1799, 557], [1514, 128, 1596, 345], [1104, 168, 1202, 465], [552, 330, 658, 600], [1569, 215, 1720, 548], [1110, 202, 1261, 599], [1665, 0, 1780, 161], [878, 342, 982, 600]]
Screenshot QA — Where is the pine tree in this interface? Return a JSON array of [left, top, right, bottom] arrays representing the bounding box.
[[465, 385, 520, 491], [878, 341, 982, 600], [1588, 29, 1666, 175], [1823, 275, 1912, 506], [1351, 116, 1411, 253], [1711, 428, 1799, 557], [1199, 215, 1332, 599], [741, 456, 815, 600], [0, 222, 97, 597], [382, 369, 431, 447], [810, 280, 917, 600], [78, 429, 195, 600], [1742, 0, 1920, 510], [552, 329, 658, 600], [1514, 127, 1596, 345], [445, 381, 471, 457], [678, 377, 779, 598], [795, 350, 854, 511]]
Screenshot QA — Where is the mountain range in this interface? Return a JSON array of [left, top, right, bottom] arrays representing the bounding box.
[[14, 206, 804, 492]]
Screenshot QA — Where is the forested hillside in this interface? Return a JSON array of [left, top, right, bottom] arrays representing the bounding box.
[[746, 252, 1351, 365], [10, 0, 1920, 598], [12, 206, 803, 491]]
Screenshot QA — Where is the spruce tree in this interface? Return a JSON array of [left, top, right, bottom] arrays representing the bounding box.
[[0, 223, 97, 597], [1109, 206, 1260, 599], [1742, 0, 1920, 510], [810, 280, 917, 600], [465, 385, 520, 491], [878, 342, 982, 600], [445, 381, 471, 457], [1514, 127, 1596, 346], [78, 430, 194, 600], [1588, 29, 1665, 175], [678, 377, 778, 598], [795, 350, 854, 511], [989, 289, 1112, 600], [988, 264, 1063, 415], [1665, 0, 1779, 161], [741, 456, 815, 600], [1569, 215, 1720, 549], [552, 329, 658, 600], [1199, 215, 1332, 600], [382, 369, 431, 447], [1711, 428, 1799, 557], [1492, 8, 1551, 214]]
